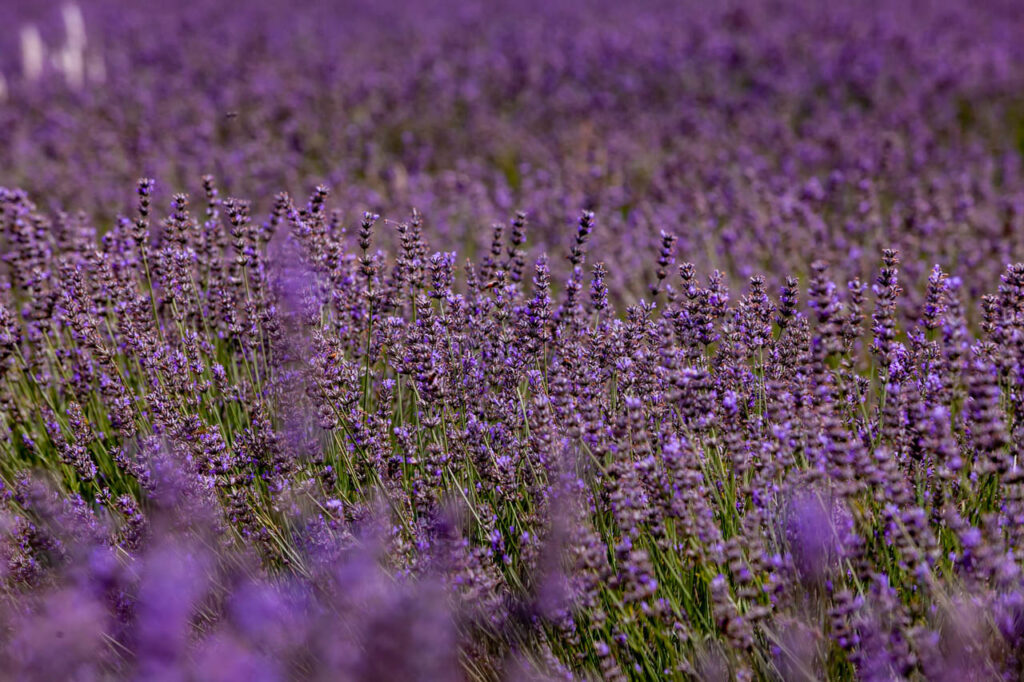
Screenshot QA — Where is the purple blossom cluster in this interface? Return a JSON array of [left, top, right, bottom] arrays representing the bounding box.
[[2, 0, 1024, 300], [3, 0, 1024, 680]]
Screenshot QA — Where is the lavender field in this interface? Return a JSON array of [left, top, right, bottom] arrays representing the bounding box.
[[3, 0, 1024, 679]]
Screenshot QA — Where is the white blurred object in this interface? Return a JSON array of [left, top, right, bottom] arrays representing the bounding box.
[[0, 72, 7, 101], [56, 4, 87, 88], [55, 45, 84, 88], [17, 4, 103, 90], [20, 25, 45, 82], [62, 3, 87, 50]]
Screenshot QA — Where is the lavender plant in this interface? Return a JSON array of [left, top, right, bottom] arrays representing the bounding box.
[[2, 0, 1024, 680]]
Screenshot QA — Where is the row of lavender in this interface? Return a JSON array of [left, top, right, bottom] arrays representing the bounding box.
[[3, 180, 1024, 679], [3, 0, 1024, 679], [3, 0, 1024, 300]]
